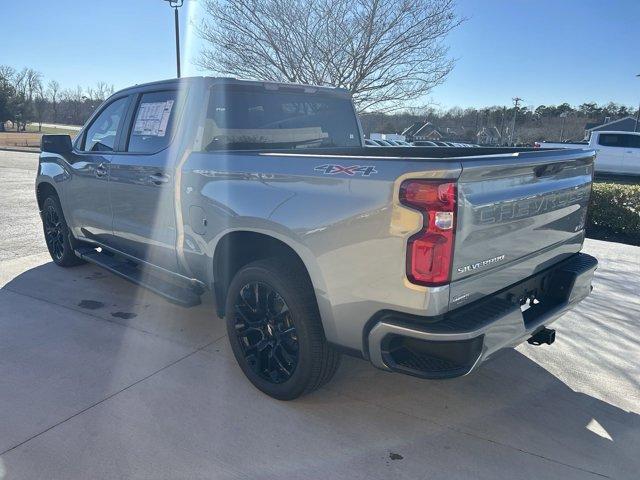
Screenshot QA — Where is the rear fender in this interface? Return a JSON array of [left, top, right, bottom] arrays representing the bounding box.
[[208, 224, 338, 342]]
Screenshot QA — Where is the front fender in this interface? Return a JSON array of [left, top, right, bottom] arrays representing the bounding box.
[[36, 154, 71, 208]]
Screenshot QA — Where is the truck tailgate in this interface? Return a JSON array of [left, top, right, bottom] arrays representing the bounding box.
[[449, 148, 595, 309]]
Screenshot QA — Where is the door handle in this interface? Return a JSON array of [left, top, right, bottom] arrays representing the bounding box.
[[149, 172, 170, 185], [95, 163, 107, 177]]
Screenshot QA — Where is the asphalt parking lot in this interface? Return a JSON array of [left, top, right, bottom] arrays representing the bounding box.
[[1, 150, 639, 479]]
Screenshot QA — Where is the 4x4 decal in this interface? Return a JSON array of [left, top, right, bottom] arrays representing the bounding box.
[[314, 164, 378, 176]]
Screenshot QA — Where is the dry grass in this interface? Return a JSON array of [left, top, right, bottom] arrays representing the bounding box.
[[0, 127, 78, 152], [24, 124, 80, 135], [0, 132, 42, 151]]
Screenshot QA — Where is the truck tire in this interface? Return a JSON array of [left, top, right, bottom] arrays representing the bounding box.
[[225, 258, 340, 400], [41, 195, 85, 267]]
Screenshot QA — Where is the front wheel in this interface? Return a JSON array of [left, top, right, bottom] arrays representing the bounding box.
[[225, 258, 340, 400], [41, 195, 84, 267]]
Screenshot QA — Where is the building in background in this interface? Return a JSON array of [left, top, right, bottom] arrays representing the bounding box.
[[400, 121, 427, 142], [411, 122, 444, 141], [585, 116, 639, 137], [369, 132, 406, 142], [477, 126, 502, 145]]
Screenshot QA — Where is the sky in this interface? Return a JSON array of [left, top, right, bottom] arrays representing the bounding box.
[[1, 0, 639, 111]]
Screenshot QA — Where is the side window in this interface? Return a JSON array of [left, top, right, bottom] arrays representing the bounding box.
[[127, 91, 178, 153], [625, 135, 640, 149], [82, 97, 128, 152], [598, 133, 624, 148]]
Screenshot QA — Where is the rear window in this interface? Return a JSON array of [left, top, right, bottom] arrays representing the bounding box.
[[128, 91, 179, 153], [200, 85, 360, 151]]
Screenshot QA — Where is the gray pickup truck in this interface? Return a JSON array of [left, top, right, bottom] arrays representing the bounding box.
[[36, 77, 598, 399]]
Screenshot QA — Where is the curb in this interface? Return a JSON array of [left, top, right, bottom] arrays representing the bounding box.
[[0, 147, 40, 154]]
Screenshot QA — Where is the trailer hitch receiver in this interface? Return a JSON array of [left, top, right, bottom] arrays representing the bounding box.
[[527, 327, 556, 346]]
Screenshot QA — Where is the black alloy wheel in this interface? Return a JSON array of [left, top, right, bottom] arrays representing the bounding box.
[[41, 195, 84, 267], [43, 202, 65, 261], [225, 258, 340, 400], [232, 281, 299, 383]]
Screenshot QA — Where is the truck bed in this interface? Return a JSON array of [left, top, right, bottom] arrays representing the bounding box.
[[253, 146, 595, 308], [184, 145, 594, 316], [254, 145, 542, 158]]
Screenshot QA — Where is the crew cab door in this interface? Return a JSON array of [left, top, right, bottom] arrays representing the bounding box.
[[594, 132, 625, 173], [621, 133, 640, 174], [109, 89, 181, 271], [65, 95, 131, 245]]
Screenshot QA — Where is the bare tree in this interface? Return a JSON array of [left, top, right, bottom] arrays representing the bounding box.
[[9, 68, 28, 130], [93, 81, 114, 101], [6, 67, 42, 130], [0, 65, 16, 83], [47, 80, 61, 123], [0, 66, 16, 129], [85, 82, 114, 105], [25, 68, 42, 102], [11, 68, 27, 97], [64, 86, 85, 125], [34, 84, 47, 132], [197, 0, 463, 111]]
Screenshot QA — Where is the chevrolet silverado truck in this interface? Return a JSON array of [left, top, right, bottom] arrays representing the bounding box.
[[36, 77, 598, 399]]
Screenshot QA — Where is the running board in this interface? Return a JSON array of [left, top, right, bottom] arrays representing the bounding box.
[[75, 248, 202, 307]]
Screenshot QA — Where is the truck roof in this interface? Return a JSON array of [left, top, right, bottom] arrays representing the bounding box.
[[115, 76, 351, 97], [592, 130, 640, 136]]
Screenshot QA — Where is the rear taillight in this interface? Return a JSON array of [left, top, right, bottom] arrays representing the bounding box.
[[399, 180, 457, 286]]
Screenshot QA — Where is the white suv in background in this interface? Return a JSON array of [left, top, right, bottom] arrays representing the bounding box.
[[539, 131, 640, 175]]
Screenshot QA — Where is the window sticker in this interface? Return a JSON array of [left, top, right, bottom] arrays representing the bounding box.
[[133, 100, 174, 137]]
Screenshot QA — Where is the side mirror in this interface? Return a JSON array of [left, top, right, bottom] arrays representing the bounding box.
[[41, 135, 73, 155]]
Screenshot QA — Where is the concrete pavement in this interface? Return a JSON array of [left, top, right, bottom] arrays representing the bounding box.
[[0, 150, 639, 479], [0, 151, 46, 261]]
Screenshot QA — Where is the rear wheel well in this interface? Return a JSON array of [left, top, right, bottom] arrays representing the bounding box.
[[213, 232, 314, 318], [36, 182, 58, 210]]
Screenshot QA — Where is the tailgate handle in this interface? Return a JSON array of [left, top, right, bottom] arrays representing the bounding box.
[[534, 164, 563, 178]]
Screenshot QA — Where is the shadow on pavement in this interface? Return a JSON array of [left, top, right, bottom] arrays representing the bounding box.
[[1, 259, 638, 479]]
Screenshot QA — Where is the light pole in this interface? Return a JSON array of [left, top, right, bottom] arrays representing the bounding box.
[[559, 111, 568, 142], [510, 97, 522, 146], [163, 0, 184, 78], [635, 74, 640, 132]]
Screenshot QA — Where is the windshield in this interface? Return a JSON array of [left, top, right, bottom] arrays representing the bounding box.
[[201, 84, 361, 151]]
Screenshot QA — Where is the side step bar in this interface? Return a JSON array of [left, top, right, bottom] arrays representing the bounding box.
[[75, 248, 202, 307]]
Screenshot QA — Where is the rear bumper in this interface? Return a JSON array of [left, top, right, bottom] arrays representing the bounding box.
[[367, 252, 598, 379]]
